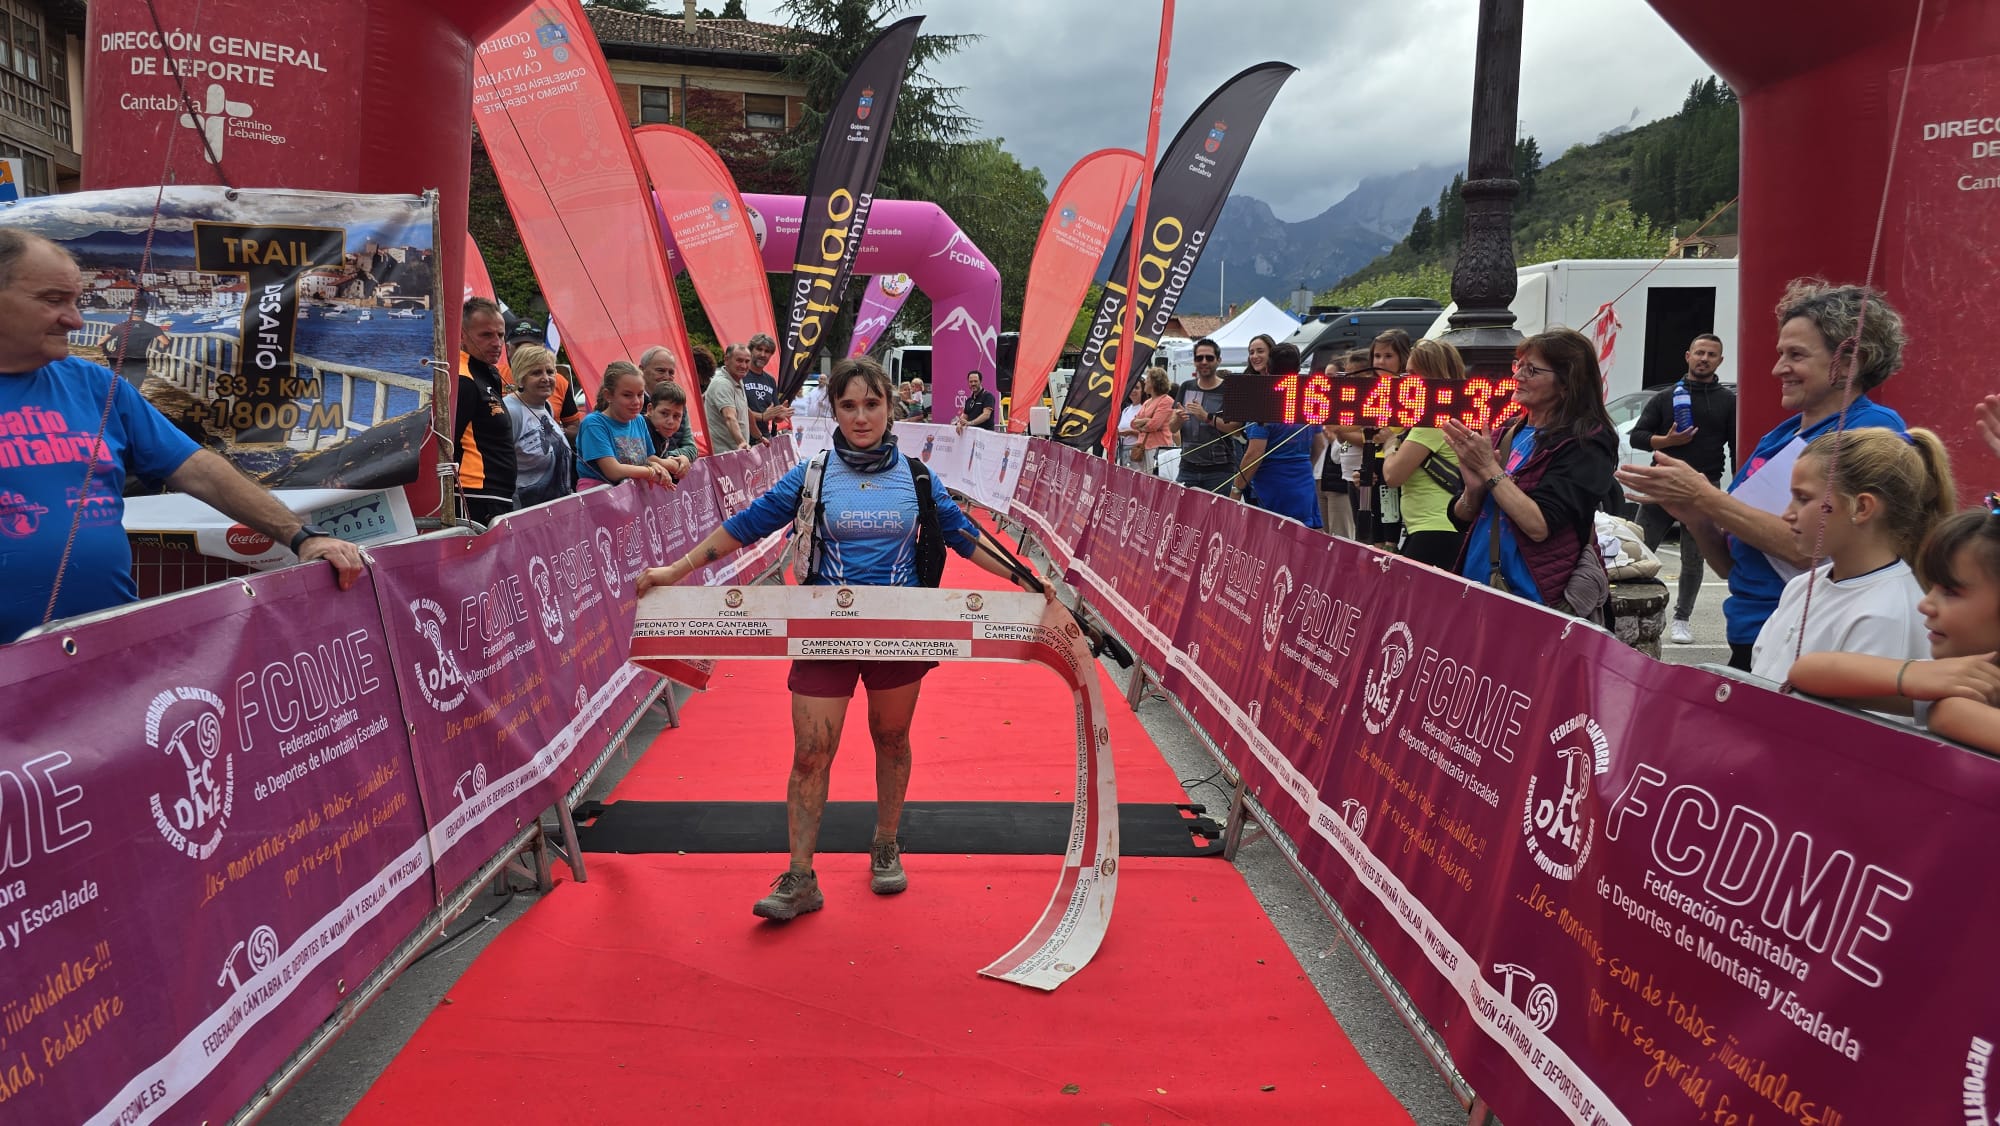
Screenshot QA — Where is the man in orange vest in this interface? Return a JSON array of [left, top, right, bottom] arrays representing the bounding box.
[[454, 298, 516, 526]]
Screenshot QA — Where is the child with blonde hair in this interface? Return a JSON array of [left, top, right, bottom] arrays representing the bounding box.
[[1753, 427, 1954, 696]]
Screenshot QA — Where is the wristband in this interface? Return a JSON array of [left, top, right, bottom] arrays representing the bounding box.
[[289, 524, 332, 555], [1896, 658, 1914, 697], [1485, 472, 1509, 492]]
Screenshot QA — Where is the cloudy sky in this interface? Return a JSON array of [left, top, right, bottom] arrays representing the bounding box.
[[735, 0, 1715, 221]]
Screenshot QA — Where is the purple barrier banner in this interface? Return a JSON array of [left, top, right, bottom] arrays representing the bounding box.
[[370, 442, 797, 891], [700, 442, 796, 584], [0, 438, 801, 1124], [368, 488, 657, 894], [1013, 440, 2000, 1126], [0, 566, 432, 1125]]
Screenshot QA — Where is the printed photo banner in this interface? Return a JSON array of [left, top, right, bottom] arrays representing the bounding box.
[[0, 187, 441, 490], [629, 583, 1116, 991], [0, 563, 433, 1126], [1013, 440, 2000, 1125]]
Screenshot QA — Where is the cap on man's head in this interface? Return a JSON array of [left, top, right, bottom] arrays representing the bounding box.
[[507, 320, 543, 343]]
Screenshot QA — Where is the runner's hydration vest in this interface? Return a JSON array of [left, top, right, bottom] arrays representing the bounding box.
[[792, 450, 947, 588]]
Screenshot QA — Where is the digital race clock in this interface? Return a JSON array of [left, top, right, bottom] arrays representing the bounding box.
[[1219, 373, 1525, 431]]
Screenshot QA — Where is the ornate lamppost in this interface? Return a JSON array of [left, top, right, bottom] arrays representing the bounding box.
[[1440, 0, 1526, 375]]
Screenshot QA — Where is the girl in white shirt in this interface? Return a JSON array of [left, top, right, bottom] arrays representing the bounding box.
[[1752, 427, 1954, 696]]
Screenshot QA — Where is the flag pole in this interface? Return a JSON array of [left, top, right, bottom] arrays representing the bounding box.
[[1102, 0, 1175, 459]]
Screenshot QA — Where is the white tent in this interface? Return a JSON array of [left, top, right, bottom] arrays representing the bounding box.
[[1207, 297, 1301, 368]]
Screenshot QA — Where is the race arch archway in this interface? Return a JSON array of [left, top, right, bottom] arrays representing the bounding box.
[[658, 193, 1002, 418], [1645, 0, 2000, 493]]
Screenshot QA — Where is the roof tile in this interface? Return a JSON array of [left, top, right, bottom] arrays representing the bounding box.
[[584, 9, 800, 56]]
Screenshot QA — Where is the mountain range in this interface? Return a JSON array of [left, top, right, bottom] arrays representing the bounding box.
[[1095, 162, 1459, 314]]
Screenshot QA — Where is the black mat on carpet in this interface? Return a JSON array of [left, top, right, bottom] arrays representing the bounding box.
[[573, 800, 1226, 858]]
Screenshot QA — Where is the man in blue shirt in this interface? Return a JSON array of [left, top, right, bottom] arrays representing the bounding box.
[[0, 231, 365, 643]]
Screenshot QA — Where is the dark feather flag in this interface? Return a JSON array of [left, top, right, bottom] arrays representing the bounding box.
[[778, 15, 924, 400], [1054, 62, 1295, 449]]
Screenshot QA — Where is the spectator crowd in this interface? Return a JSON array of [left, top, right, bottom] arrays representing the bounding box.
[[13, 242, 2000, 764]]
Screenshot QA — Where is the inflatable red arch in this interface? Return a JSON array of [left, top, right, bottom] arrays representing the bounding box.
[[1647, 0, 2000, 487]]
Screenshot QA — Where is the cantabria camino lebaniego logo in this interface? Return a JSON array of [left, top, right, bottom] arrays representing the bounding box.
[[1521, 713, 1612, 881], [1360, 622, 1416, 735], [146, 686, 235, 860]]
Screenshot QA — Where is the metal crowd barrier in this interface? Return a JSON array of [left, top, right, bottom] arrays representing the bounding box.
[[987, 506, 1494, 1126]]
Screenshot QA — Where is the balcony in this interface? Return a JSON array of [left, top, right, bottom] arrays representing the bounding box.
[[0, 65, 67, 147]]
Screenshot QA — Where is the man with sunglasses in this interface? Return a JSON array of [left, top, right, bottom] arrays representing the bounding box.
[[1173, 338, 1242, 493]]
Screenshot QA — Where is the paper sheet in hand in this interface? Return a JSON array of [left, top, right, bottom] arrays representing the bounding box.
[[1726, 434, 1807, 581]]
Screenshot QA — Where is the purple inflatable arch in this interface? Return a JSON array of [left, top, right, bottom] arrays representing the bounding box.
[[659, 193, 1001, 417]]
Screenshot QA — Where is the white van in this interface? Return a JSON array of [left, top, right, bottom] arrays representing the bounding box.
[[1425, 258, 1739, 402]]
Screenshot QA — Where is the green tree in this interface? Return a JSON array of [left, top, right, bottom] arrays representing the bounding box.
[[1628, 74, 1737, 230], [1522, 201, 1670, 263], [909, 138, 1047, 333], [1404, 205, 1435, 253], [1435, 173, 1466, 247], [1319, 262, 1454, 308], [1514, 135, 1543, 202], [718, 0, 748, 16], [1068, 283, 1106, 350], [774, 0, 980, 195], [682, 86, 802, 195], [764, 1, 982, 358]]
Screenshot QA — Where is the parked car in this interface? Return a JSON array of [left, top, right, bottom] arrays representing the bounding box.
[[1283, 297, 1447, 372], [1610, 383, 1735, 519]]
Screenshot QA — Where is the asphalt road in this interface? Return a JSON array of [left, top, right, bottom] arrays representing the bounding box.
[[1649, 542, 1735, 670]]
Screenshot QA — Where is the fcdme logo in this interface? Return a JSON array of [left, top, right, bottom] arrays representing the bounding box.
[[528, 555, 566, 646], [1360, 622, 1416, 735], [1521, 713, 1611, 882], [146, 686, 235, 860], [1261, 565, 1295, 653], [643, 506, 664, 560], [1198, 533, 1226, 600], [407, 597, 469, 711], [594, 527, 619, 597], [1154, 511, 1176, 568]]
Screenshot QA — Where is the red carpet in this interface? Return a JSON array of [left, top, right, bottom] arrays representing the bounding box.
[[349, 519, 1413, 1123], [348, 854, 1414, 1124], [613, 660, 1195, 805]]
